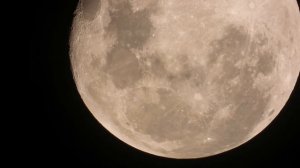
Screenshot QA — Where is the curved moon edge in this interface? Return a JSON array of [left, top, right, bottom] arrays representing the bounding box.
[[69, 0, 300, 158]]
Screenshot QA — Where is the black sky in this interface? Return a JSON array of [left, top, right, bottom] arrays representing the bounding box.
[[31, 0, 300, 167]]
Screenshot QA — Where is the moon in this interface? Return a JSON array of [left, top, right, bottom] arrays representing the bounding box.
[[70, 0, 300, 158]]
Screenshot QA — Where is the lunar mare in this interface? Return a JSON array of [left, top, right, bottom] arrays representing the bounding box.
[[70, 0, 300, 158]]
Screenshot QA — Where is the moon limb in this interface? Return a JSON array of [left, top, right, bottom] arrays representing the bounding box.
[[70, 0, 300, 158]]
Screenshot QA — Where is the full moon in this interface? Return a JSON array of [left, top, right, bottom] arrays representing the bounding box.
[[70, 0, 300, 158]]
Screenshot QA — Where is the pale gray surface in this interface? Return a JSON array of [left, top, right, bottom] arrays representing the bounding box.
[[70, 0, 300, 158]]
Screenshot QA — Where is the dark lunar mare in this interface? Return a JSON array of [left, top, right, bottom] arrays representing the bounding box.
[[81, 0, 101, 20], [104, 0, 156, 89]]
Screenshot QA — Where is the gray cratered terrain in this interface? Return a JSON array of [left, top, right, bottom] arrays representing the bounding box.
[[70, 0, 300, 158]]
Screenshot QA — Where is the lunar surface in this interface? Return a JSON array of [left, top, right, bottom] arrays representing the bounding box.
[[70, 0, 300, 158]]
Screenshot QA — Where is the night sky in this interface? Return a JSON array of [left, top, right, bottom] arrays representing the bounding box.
[[31, 0, 300, 167]]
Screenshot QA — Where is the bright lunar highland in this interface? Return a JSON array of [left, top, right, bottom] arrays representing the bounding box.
[[70, 0, 300, 158]]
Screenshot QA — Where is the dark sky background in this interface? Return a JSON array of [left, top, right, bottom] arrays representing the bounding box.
[[31, 0, 300, 167]]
